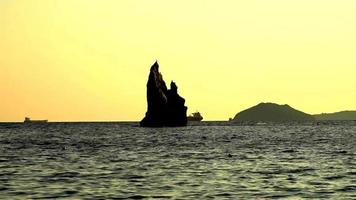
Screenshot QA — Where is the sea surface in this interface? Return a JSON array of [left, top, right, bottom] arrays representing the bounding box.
[[0, 121, 355, 199]]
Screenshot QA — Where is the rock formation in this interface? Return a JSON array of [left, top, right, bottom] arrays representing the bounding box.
[[232, 102, 314, 122], [140, 61, 187, 127]]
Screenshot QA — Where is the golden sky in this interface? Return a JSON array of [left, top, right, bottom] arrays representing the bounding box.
[[1, 0, 356, 121]]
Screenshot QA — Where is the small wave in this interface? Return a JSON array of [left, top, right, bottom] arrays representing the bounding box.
[[336, 185, 356, 192], [262, 193, 292, 198], [53, 171, 80, 178], [324, 175, 345, 180], [313, 190, 334, 194], [128, 195, 147, 199], [334, 150, 348, 154], [151, 195, 173, 199], [123, 174, 145, 180], [308, 181, 331, 186], [281, 149, 296, 153], [63, 190, 78, 195], [255, 167, 315, 175], [283, 167, 315, 174], [346, 171, 356, 175]]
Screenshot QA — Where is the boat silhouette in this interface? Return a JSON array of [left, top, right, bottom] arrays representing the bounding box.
[[187, 112, 203, 121], [24, 117, 48, 123]]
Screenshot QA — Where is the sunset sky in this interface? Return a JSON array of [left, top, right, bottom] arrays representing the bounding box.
[[1, 0, 356, 121]]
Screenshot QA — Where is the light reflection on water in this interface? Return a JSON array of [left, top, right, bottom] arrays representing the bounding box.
[[0, 122, 355, 199]]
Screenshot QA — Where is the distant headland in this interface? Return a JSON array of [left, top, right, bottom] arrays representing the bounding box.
[[232, 102, 314, 122], [231, 102, 356, 122], [314, 111, 356, 121]]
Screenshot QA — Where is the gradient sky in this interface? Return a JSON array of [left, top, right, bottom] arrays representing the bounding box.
[[1, 0, 356, 121]]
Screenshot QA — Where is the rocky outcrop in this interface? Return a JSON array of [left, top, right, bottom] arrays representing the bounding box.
[[233, 102, 314, 122], [140, 61, 187, 127]]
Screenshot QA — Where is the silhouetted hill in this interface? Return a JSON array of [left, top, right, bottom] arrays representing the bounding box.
[[314, 111, 356, 120], [233, 103, 314, 122]]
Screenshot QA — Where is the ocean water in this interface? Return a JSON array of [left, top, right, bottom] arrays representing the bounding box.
[[0, 122, 355, 199]]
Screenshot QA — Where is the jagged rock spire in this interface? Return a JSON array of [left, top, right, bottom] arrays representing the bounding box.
[[140, 61, 187, 127]]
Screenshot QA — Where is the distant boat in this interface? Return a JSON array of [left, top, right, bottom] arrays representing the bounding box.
[[187, 112, 203, 121], [24, 117, 48, 123]]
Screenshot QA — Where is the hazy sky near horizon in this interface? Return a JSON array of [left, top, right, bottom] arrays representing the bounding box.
[[1, 0, 356, 121]]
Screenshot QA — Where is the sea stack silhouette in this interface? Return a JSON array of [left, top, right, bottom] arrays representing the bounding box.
[[140, 61, 187, 127]]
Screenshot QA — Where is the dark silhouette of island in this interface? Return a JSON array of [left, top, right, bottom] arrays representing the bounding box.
[[140, 61, 187, 127], [232, 102, 314, 122], [314, 111, 356, 120]]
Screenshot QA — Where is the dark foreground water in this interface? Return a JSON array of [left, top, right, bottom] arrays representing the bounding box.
[[0, 122, 355, 199]]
